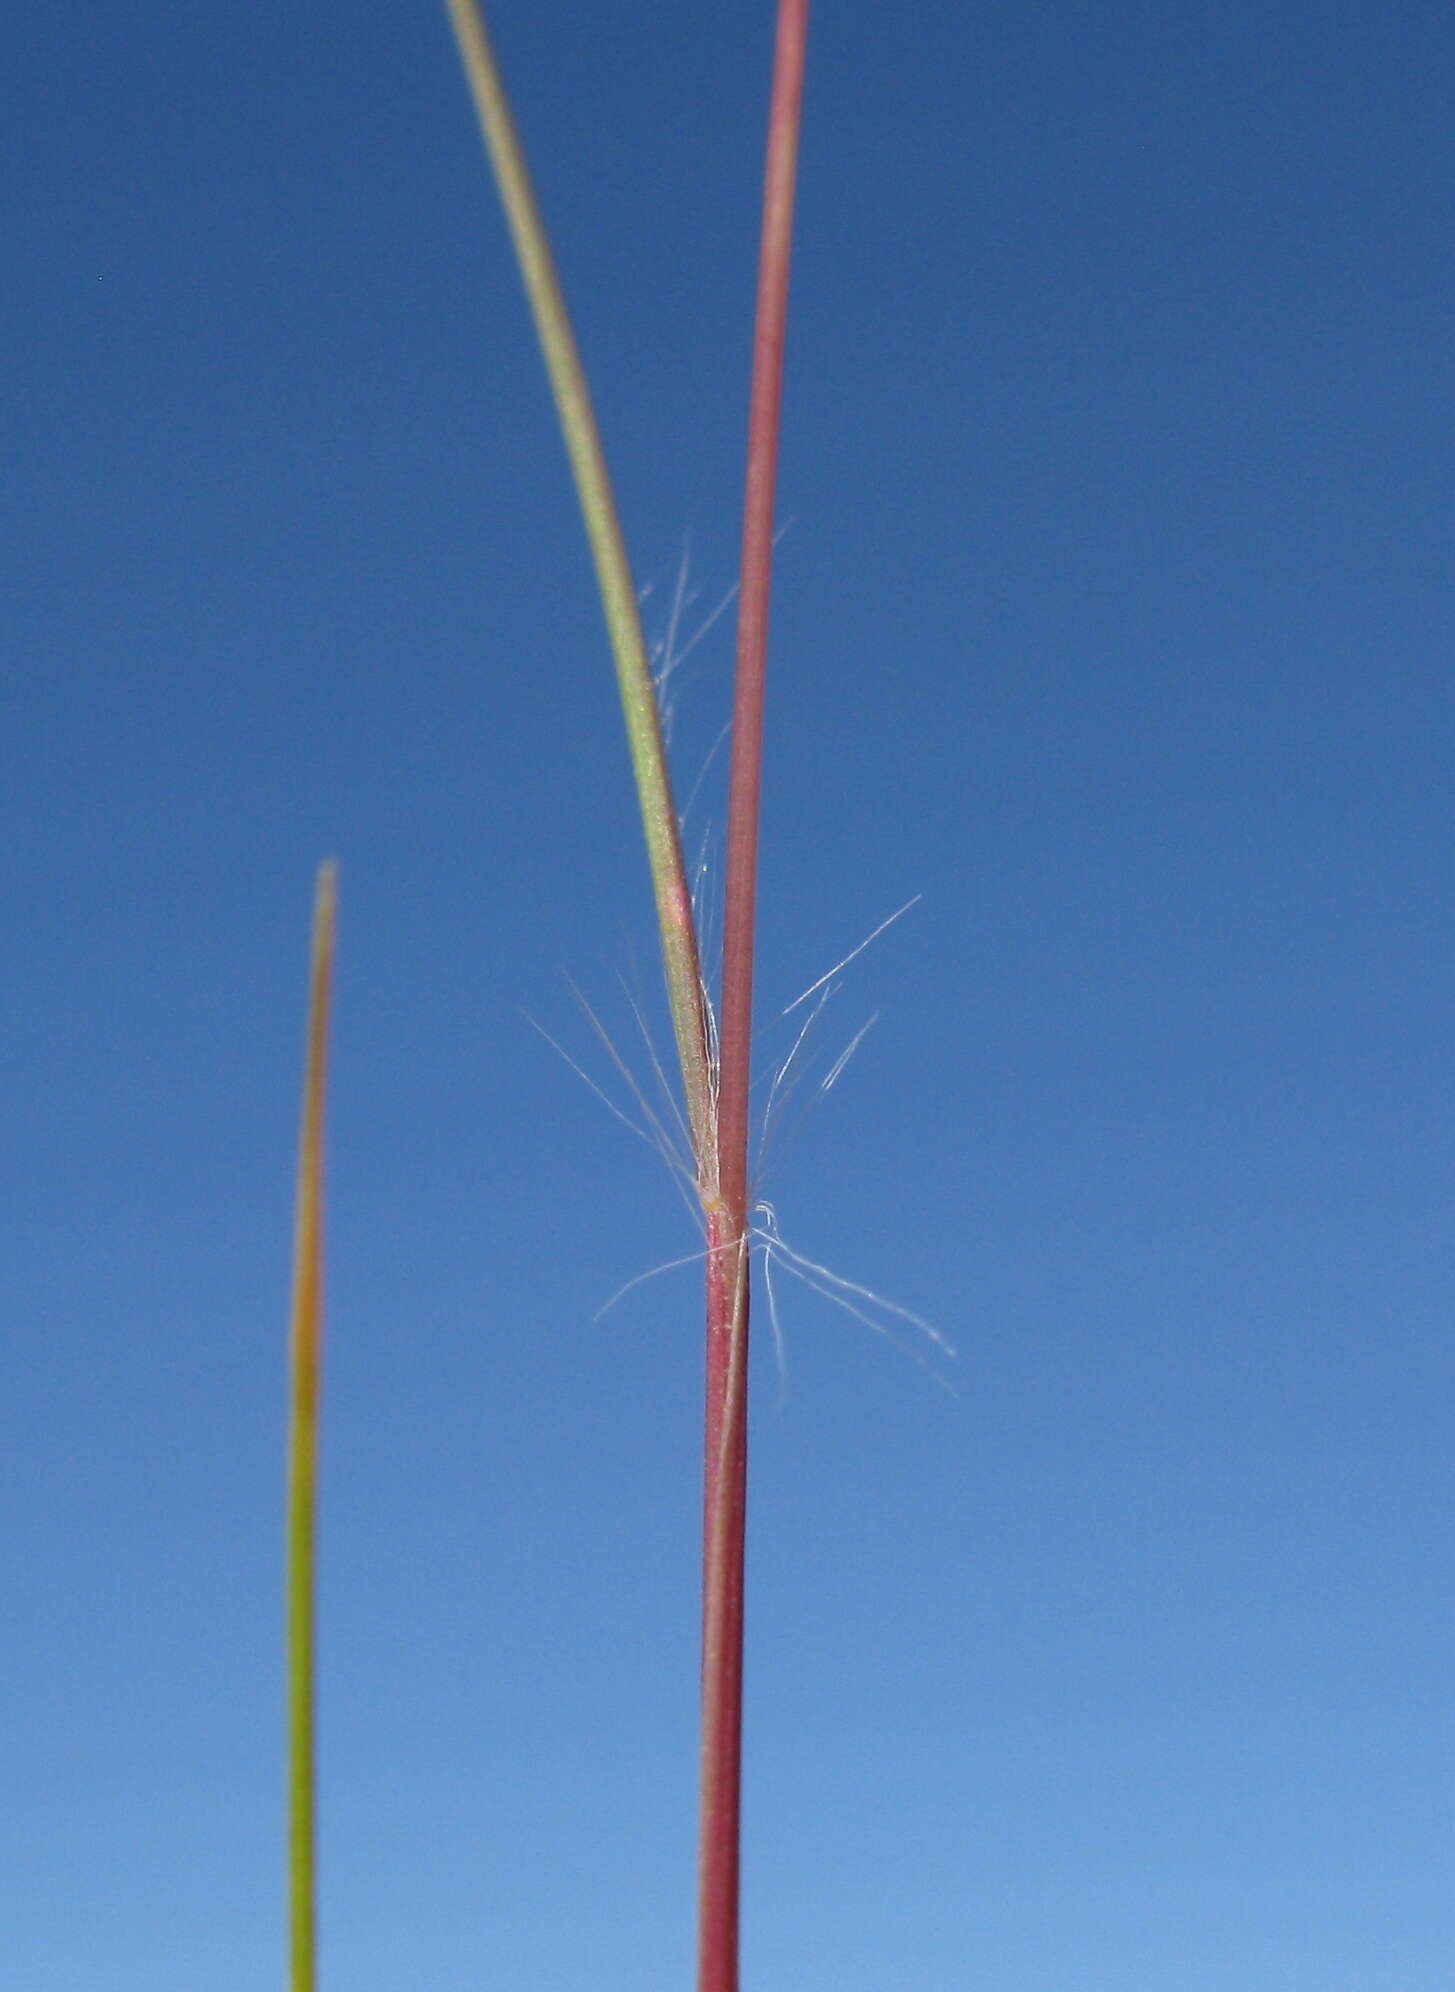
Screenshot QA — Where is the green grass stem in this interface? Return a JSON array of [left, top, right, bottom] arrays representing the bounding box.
[[285, 862, 337, 1992], [444, 0, 719, 1198]]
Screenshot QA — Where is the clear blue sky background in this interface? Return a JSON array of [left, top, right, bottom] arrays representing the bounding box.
[[5, 3, 1451, 1986]]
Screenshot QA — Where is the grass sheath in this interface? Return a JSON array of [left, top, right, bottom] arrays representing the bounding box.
[[285, 862, 337, 1992], [699, 7, 810, 1989]]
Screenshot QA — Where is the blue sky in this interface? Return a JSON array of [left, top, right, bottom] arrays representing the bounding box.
[[5, 2, 1451, 1986]]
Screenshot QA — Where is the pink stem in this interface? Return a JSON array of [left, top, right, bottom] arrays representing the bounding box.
[[697, 6, 810, 1989]]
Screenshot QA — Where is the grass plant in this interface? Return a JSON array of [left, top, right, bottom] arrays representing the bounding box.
[[444, 7, 810, 1988]]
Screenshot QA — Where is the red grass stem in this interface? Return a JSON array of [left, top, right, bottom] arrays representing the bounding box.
[[716, 0, 810, 1227], [697, 7, 810, 1989]]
